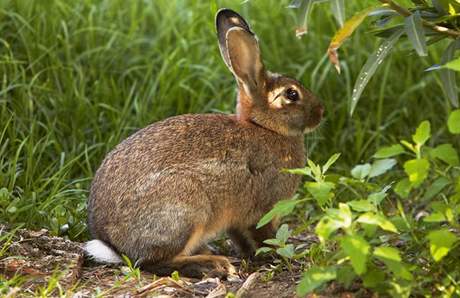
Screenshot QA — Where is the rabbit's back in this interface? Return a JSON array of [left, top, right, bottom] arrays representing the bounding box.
[[87, 113, 304, 261]]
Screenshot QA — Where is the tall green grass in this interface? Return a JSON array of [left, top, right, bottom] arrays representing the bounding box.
[[0, 0, 454, 239]]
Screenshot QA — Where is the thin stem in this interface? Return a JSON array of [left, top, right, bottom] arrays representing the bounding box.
[[378, 0, 460, 38]]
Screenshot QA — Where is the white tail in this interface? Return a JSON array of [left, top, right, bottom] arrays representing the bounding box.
[[84, 239, 123, 264]]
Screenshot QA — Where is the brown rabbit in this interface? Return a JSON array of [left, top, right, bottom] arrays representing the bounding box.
[[85, 8, 324, 278]]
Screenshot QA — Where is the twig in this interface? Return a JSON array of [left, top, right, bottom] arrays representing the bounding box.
[[378, 0, 460, 38], [236, 272, 260, 298]]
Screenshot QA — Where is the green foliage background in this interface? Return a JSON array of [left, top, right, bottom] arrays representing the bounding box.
[[0, 0, 457, 239]]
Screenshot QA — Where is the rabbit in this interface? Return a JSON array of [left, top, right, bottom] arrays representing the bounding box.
[[84, 8, 324, 278]]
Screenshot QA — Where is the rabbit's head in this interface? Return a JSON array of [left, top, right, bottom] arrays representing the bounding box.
[[216, 9, 324, 137]]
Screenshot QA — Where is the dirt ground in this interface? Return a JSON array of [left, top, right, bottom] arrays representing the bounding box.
[[0, 225, 368, 297]]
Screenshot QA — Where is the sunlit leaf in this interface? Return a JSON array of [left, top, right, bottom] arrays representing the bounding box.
[[404, 158, 430, 187], [427, 229, 458, 261], [374, 246, 413, 280], [297, 266, 337, 295], [357, 212, 398, 233], [348, 200, 376, 212], [305, 181, 335, 207], [373, 144, 405, 158], [350, 29, 404, 115], [257, 199, 302, 228], [328, 6, 378, 73], [412, 120, 431, 146], [404, 11, 427, 56], [448, 109, 460, 134], [444, 56, 460, 71], [322, 153, 341, 174], [340, 235, 370, 275]]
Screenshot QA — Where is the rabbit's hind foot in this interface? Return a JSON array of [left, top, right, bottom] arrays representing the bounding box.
[[142, 255, 237, 279]]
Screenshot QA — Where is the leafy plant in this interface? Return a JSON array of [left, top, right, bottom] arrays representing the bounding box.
[[258, 109, 460, 296], [288, 0, 460, 114]]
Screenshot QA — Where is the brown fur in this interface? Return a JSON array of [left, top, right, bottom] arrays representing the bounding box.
[[86, 8, 323, 278]]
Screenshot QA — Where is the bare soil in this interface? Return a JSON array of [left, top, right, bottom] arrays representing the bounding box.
[[0, 225, 370, 297]]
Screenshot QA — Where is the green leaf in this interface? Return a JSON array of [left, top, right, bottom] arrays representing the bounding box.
[[368, 186, 390, 205], [395, 178, 412, 198], [263, 238, 282, 246], [276, 244, 295, 259], [404, 11, 427, 56], [316, 204, 352, 242], [412, 120, 431, 146], [283, 167, 312, 176], [444, 56, 460, 71], [369, 158, 397, 178], [351, 163, 371, 180], [322, 153, 341, 174], [423, 212, 446, 223], [276, 224, 291, 244], [297, 266, 337, 295], [362, 264, 385, 288], [423, 177, 450, 201], [350, 29, 404, 115], [373, 144, 405, 158], [404, 158, 430, 187], [448, 109, 460, 134], [357, 212, 398, 233], [340, 235, 370, 275], [374, 246, 413, 280], [257, 199, 302, 228], [305, 181, 335, 207], [430, 143, 459, 166], [348, 200, 376, 212], [440, 40, 460, 107], [336, 265, 356, 288], [255, 247, 272, 256], [307, 159, 322, 180], [330, 0, 345, 27], [328, 6, 379, 74], [427, 229, 458, 261]]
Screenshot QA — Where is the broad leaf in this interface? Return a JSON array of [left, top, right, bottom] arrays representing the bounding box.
[[348, 200, 376, 212], [395, 178, 412, 198], [374, 246, 413, 280], [448, 109, 460, 134], [257, 199, 302, 228], [444, 56, 460, 71], [297, 266, 337, 295], [412, 120, 431, 146], [340, 235, 370, 275], [350, 29, 404, 115], [369, 158, 397, 178], [373, 144, 405, 158], [423, 212, 446, 223], [404, 158, 430, 187], [276, 224, 291, 244], [357, 212, 398, 233], [423, 177, 450, 201], [430, 143, 459, 166], [427, 229, 458, 261], [276, 244, 295, 259], [305, 181, 335, 207], [351, 163, 371, 180], [404, 11, 427, 56], [328, 6, 378, 73]]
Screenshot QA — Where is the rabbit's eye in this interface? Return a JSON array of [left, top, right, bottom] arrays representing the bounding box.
[[285, 88, 299, 102]]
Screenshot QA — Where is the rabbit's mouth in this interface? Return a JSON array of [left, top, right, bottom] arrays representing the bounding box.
[[304, 103, 324, 133]]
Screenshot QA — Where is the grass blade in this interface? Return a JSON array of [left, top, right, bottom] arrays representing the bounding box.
[[295, 0, 315, 38], [440, 39, 460, 107], [404, 11, 427, 56], [330, 0, 345, 27], [350, 29, 404, 115]]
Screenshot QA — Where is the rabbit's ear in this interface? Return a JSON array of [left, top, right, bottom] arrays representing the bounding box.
[[216, 9, 265, 98], [225, 27, 265, 97], [216, 9, 252, 69]]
